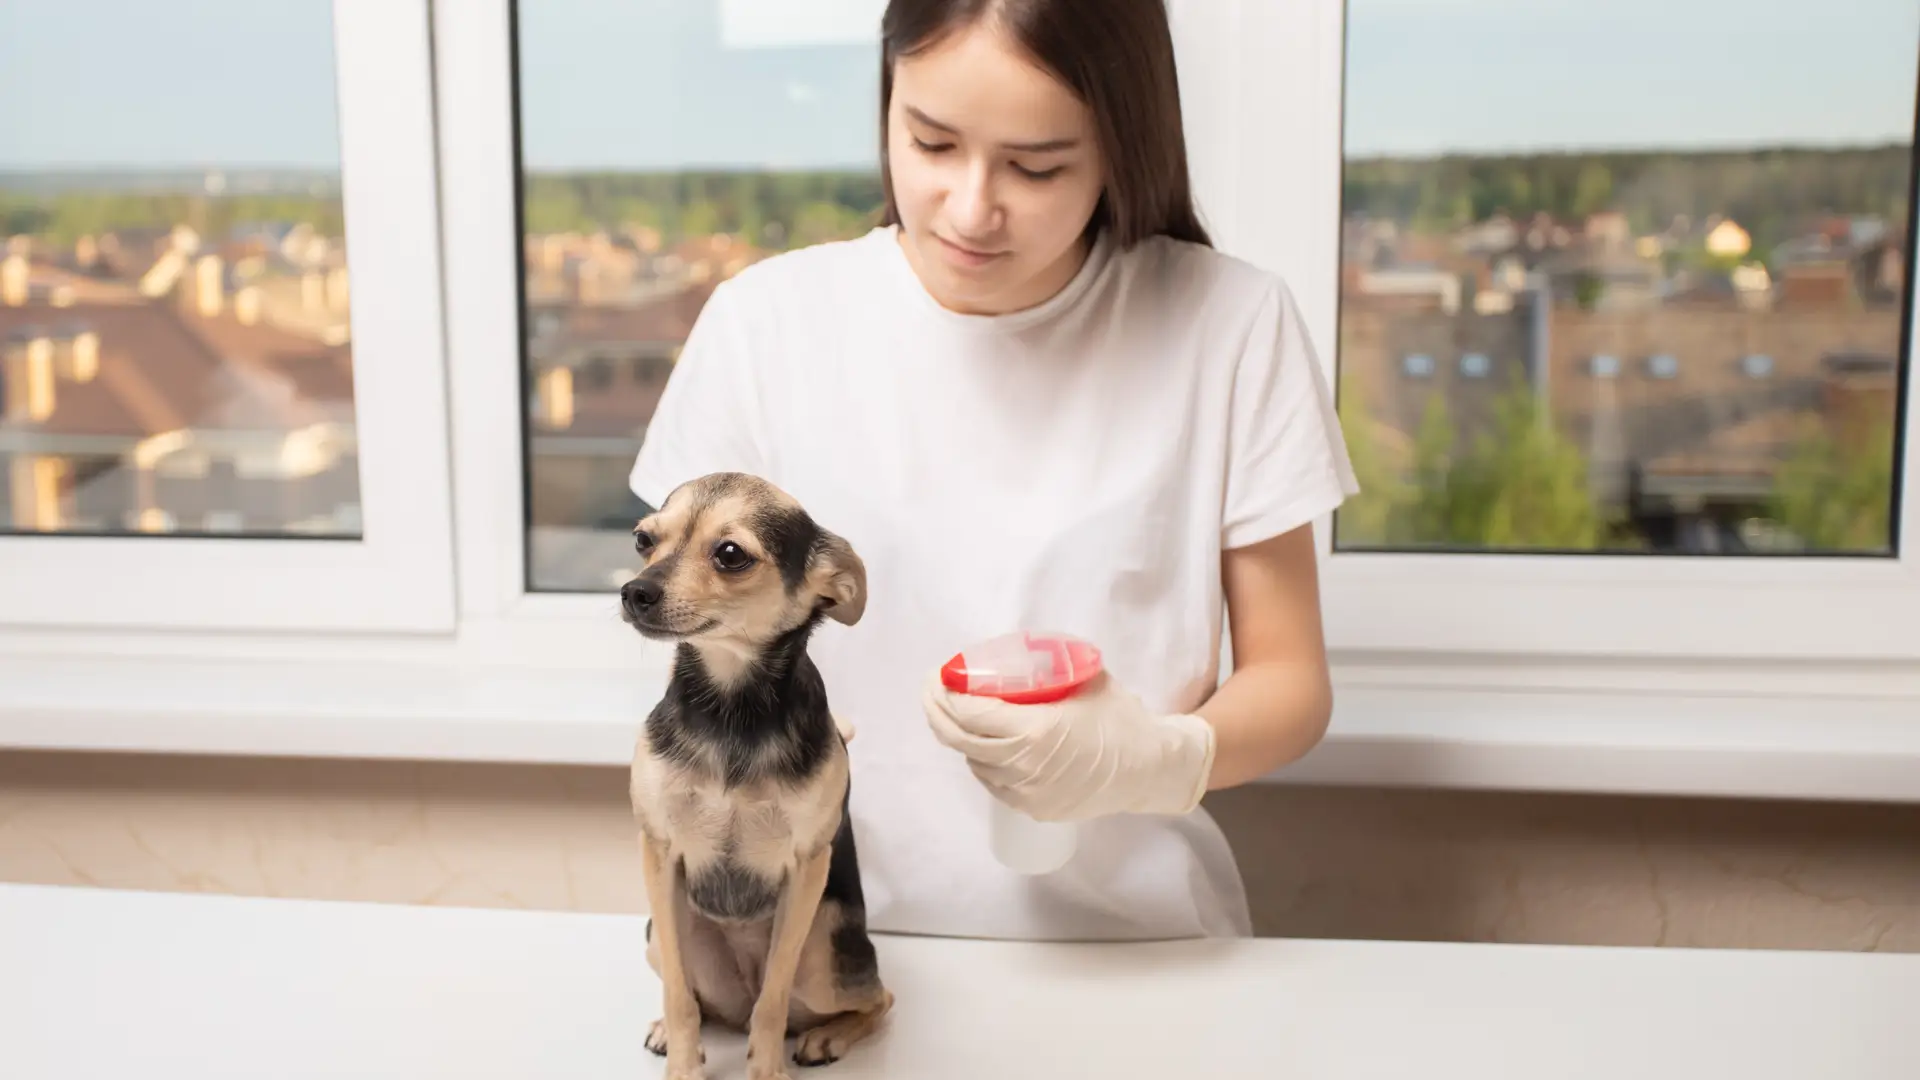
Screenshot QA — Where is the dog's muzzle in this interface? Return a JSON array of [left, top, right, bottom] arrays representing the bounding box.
[[622, 577, 663, 613], [620, 576, 666, 630]]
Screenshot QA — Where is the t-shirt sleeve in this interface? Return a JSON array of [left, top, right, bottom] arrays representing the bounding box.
[[1220, 278, 1361, 550], [627, 279, 768, 509]]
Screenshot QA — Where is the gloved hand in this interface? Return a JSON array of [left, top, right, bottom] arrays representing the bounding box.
[[921, 669, 1217, 822]]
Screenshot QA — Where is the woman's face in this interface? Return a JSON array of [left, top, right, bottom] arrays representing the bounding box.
[[886, 23, 1106, 316]]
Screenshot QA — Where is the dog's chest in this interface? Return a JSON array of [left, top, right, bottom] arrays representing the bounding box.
[[633, 748, 845, 921], [665, 776, 804, 867]]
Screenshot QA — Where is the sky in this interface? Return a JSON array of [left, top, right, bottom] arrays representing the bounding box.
[[1, 0, 1916, 171]]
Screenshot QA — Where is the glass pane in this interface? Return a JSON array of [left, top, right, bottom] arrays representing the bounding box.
[[516, 1, 883, 591], [0, 2, 360, 539], [1334, 0, 1914, 556]]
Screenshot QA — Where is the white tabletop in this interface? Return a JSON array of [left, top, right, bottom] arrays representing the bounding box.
[[2, 882, 1914, 1079]]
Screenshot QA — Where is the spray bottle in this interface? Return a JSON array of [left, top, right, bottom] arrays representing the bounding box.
[[939, 631, 1103, 875]]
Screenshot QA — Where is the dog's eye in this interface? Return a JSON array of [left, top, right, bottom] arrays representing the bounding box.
[[712, 541, 755, 573], [634, 531, 656, 555]]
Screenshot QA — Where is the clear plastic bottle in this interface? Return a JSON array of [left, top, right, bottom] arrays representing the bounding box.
[[939, 631, 1103, 876], [988, 801, 1078, 875]]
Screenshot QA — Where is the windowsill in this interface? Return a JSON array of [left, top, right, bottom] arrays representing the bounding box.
[[2, 651, 1915, 804]]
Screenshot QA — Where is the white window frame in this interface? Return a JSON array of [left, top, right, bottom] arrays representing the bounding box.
[[430, 0, 677, 676], [0, 0, 457, 634], [1202, 0, 1920, 663], [2, 0, 1919, 807]]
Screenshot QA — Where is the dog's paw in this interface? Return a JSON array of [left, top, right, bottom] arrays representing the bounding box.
[[793, 1028, 848, 1068], [645, 1020, 705, 1064], [746, 1039, 796, 1080]]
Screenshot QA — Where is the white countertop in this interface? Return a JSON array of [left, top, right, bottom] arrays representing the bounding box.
[[3, 882, 1914, 1079]]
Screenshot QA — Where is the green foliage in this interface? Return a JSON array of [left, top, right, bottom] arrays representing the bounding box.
[[0, 190, 345, 245], [517, 170, 883, 249], [1, 170, 886, 264], [1338, 378, 1609, 551], [1570, 161, 1615, 218], [1441, 382, 1606, 549], [1675, 244, 1748, 276], [522, 184, 587, 235], [1331, 375, 1409, 546], [1344, 144, 1911, 253], [678, 199, 722, 239], [1771, 417, 1898, 553], [1408, 392, 1459, 543], [1572, 271, 1606, 311]]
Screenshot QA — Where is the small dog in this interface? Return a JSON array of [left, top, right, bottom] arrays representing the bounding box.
[[622, 472, 892, 1080]]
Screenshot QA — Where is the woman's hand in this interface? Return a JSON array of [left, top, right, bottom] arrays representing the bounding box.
[[920, 669, 1216, 822]]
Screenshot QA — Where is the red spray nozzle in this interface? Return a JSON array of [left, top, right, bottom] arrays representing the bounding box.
[[939, 631, 1103, 705]]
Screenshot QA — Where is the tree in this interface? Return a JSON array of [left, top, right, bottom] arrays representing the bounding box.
[[612, 197, 662, 232], [1771, 417, 1896, 553], [1571, 161, 1615, 218], [1572, 271, 1606, 311], [1407, 391, 1459, 544], [1342, 145, 1911, 246], [677, 199, 722, 239], [524, 183, 588, 234], [1331, 374, 1410, 547], [793, 200, 858, 248], [1333, 379, 1606, 551], [1405, 379, 1606, 550]]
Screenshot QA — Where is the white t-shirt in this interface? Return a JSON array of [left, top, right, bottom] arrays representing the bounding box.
[[629, 224, 1357, 941]]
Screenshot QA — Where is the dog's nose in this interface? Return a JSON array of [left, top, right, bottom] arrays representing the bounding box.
[[622, 578, 663, 610]]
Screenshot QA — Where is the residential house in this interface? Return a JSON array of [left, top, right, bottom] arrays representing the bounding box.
[[0, 246, 358, 536]]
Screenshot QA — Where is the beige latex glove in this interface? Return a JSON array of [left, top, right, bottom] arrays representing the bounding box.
[[921, 668, 1217, 822]]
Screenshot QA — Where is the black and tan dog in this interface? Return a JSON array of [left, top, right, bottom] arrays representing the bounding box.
[[622, 472, 892, 1080]]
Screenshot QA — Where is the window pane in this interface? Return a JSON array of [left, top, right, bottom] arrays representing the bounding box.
[[1334, 0, 1914, 556], [0, 2, 361, 539], [516, 1, 882, 591]]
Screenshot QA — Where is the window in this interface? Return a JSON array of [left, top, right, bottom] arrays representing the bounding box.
[[1230, 0, 1919, 659], [0, 0, 454, 631], [1, 6, 355, 540], [0, 0, 1913, 800], [505, 0, 883, 593], [1330, 0, 1911, 565]]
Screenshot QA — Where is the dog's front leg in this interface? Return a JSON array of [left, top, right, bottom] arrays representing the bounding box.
[[641, 834, 705, 1080], [747, 845, 832, 1080]]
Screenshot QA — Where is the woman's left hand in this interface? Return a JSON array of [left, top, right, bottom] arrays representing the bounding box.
[[920, 669, 1217, 822]]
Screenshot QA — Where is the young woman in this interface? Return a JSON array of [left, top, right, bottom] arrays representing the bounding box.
[[630, 0, 1357, 941]]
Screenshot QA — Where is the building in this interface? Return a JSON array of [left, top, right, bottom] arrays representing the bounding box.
[[1339, 278, 1905, 552], [0, 241, 357, 537]]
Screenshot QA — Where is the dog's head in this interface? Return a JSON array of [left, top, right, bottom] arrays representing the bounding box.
[[620, 472, 866, 648]]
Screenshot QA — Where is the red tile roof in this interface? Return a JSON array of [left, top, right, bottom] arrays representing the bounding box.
[[0, 300, 351, 441]]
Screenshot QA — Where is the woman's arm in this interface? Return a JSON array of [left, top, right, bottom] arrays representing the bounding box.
[[1196, 521, 1336, 790]]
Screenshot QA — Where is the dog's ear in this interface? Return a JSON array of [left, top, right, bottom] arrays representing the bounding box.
[[808, 529, 866, 626]]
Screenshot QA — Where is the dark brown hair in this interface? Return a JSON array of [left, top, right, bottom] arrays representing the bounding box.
[[877, 0, 1212, 249]]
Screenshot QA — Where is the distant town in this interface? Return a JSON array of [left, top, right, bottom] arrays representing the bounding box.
[[1, 169, 356, 539], [1, 145, 1909, 586], [1335, 145, 1907, 556]]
